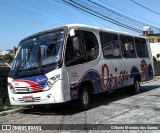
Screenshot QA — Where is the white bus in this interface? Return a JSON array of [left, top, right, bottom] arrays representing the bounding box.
[[8, 24, 154, 110]]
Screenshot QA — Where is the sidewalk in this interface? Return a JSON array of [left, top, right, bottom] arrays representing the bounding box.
[[141, 76, 160, 84]]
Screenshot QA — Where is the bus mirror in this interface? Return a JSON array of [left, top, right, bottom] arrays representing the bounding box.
[[70, 29, 75, 37], [157, 54, 160, 58]]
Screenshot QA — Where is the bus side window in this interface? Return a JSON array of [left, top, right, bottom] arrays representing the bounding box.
[[100, 32, 121, 58], [83, 31, 99, 61], [65, 30, 99, 67], [120, 35, 136, 58], [65, 36, 73, 62], [135, 38, 149, 58], [65, 32, 86, 66], [65, 36, 78, 67]]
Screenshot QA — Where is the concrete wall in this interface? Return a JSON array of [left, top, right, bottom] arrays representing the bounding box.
[[150, 43, 160, 60], [154, 61, 160, 76]]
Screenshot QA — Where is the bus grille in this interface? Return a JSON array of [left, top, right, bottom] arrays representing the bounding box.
[[15, 85, 43, 93]]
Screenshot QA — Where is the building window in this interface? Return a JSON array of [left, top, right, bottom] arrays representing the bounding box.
[[158, 38, 160, 42]]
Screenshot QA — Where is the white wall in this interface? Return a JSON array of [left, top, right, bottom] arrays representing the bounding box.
[[150, 43, 160, 60]]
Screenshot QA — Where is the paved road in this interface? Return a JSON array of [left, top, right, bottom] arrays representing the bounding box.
[[0, 80, 160, 133]]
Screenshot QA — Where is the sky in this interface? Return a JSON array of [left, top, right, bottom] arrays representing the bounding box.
[[0, 0, 160, 50]]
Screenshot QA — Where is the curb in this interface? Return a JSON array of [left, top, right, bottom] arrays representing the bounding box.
[[141, 76, 160, 84], [0, 109, 21, 116]]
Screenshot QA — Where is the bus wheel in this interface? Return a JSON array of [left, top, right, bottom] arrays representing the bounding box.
[[130, 79, 140, 94], [78, 87, 90, 111]]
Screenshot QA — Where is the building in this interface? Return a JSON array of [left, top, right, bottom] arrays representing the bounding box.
[[0, 50, 14, 56], [0, 50, 10, 55], [142, 26, 160, 61]]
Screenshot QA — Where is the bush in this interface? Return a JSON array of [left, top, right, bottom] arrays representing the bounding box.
[[153, 56, 157, 64], [0, 54, 13, 63], [0, 67, 10, 111]]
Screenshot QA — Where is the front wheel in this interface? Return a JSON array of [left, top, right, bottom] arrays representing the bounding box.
[[78, 87, 90, 111]]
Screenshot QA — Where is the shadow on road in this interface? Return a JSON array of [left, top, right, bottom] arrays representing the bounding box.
[[140, 84, 160, 93], [21, 84, 160, 116]]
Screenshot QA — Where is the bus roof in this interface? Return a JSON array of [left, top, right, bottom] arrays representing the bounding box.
[[65, 24, 147, 39], [20, 24, 147, 43]]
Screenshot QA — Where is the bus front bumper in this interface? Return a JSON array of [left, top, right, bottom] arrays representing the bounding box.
[[8, 80, 65, 105]]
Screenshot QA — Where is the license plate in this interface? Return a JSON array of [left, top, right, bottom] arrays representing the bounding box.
[[23, 96, 34, 102]]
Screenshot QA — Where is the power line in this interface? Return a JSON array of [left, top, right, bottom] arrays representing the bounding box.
[[88, 0, 146, 28], [76, 10, 97, 26], [88, 0, 160, 31], [71, 2, 117, 29], [62, 0, 142, 33], [78, 9, 116, 29], [61, 0, 160, 34], [0, 1, 71, 24], [0, 1, 54, 20], [99, 0, 160, 27], [61, 0, 141, 32], [16, 0, 72, 23], [131, 0, 160, 15]]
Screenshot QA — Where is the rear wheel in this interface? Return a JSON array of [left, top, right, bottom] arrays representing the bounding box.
[[128, 79, 140, 94], [134, 80, 140, 94], [78, 86, 90, 111]]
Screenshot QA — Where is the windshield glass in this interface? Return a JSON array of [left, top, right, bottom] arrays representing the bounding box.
[[11, 29, 65, 72]]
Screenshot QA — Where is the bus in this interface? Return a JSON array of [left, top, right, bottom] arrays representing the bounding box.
[[8, 24, 154, 110]]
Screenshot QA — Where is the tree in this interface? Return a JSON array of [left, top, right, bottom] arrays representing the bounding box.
[[0, 54, 13, 63]]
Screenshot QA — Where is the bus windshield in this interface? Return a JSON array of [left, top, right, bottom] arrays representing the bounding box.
[[11, 29, 65, 75]]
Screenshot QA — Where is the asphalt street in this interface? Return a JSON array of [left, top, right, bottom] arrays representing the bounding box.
[[0, 80, 160, 133]]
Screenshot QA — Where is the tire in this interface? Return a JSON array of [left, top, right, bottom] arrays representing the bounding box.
[[128, 79, 140, 94], [78, 86, 90, 111], [134, 80, 140, 94]]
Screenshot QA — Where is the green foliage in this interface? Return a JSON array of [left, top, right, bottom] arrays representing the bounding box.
[[0, 98, 10, 112], [0, 55, 3, 61], [0, 54, 13, 63]]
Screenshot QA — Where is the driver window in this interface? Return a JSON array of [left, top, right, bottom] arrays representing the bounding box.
[[73, 37, 80, 51]]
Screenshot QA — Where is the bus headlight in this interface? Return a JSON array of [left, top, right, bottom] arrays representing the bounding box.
[[43, 74, 60, 91], [8, 83, 16, 94]]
